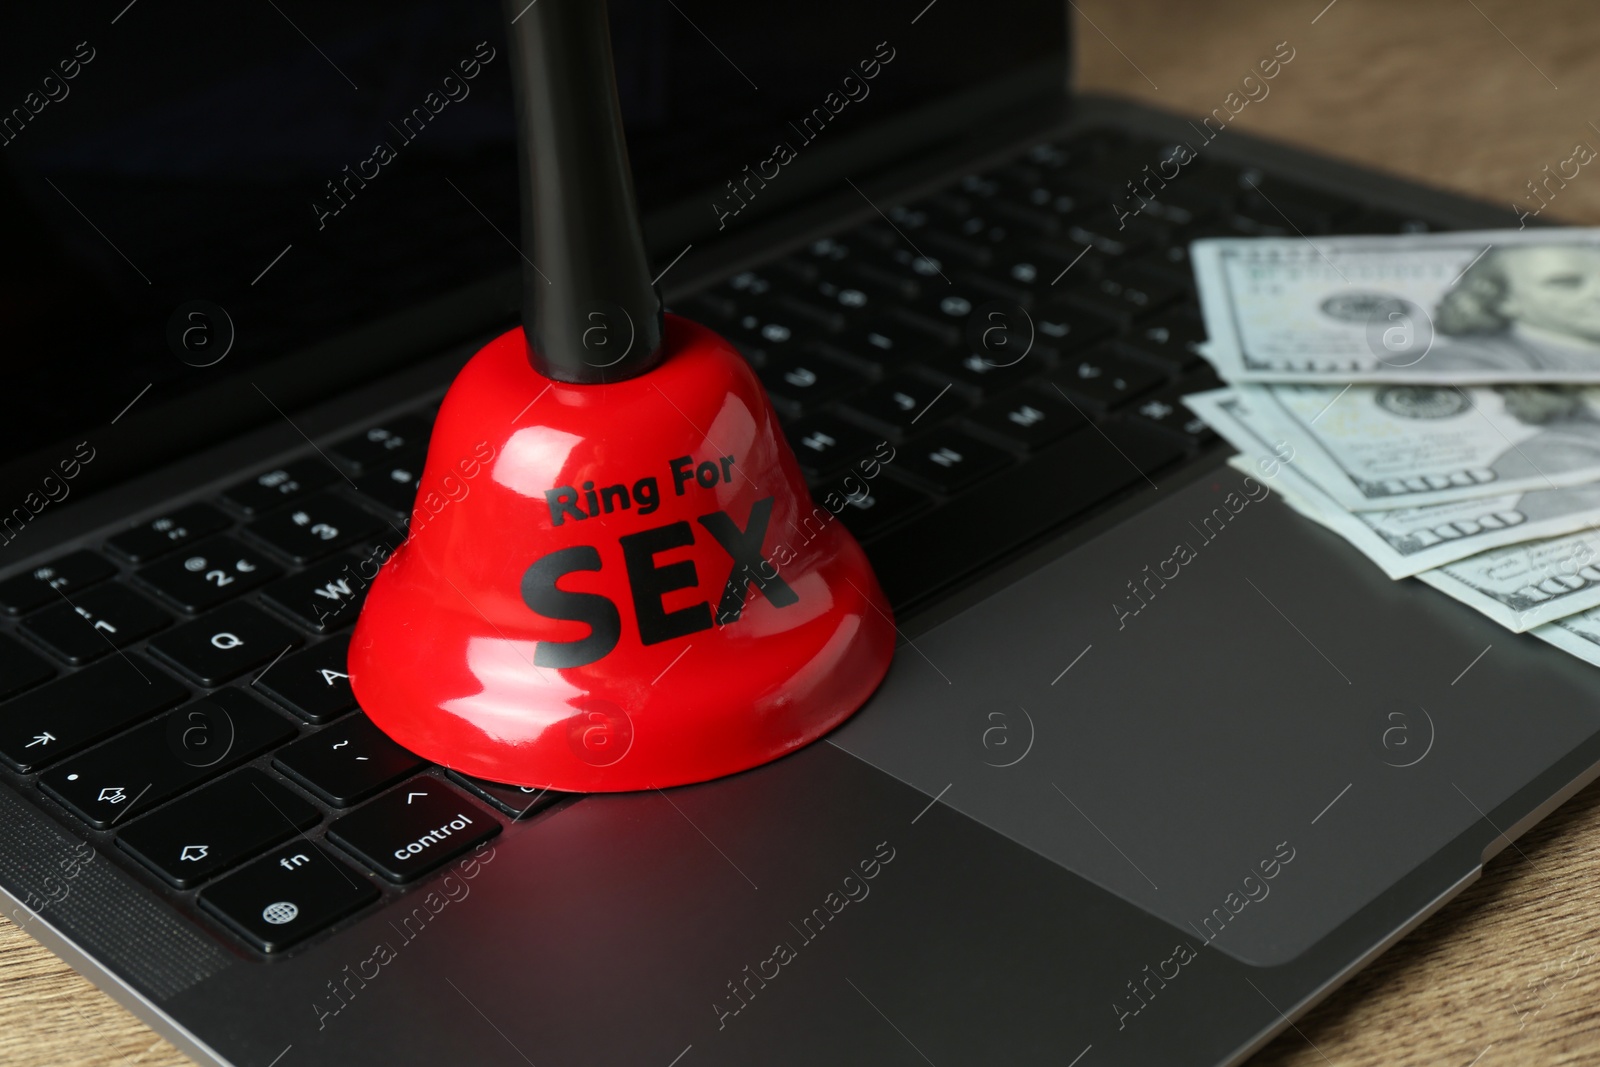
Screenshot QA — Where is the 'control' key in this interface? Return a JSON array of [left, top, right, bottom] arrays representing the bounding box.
[[327, 779, 499, 882]]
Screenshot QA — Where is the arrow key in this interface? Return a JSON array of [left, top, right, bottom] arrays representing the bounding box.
[[0, 656, 187, 772], [117, 769, 319, 888]]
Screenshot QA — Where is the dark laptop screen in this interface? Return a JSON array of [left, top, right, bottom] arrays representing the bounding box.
[[0, 0, 1064, 518]]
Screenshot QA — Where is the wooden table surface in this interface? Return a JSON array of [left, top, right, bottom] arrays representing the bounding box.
[[7, 1, 1600, 1064]]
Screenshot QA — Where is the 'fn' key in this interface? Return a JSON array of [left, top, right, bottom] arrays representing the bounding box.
[[199, 844, 376, 952]]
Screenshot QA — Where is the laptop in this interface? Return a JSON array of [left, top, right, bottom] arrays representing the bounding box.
[[3, 2, 1595, 1065]]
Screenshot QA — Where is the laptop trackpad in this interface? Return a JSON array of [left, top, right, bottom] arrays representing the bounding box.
[[832, 463, 1600, 966]]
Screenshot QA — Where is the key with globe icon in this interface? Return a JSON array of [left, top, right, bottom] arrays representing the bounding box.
[[199, 843, 376, 953]]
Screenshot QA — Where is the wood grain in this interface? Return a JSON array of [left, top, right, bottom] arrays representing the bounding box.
[[5, 1, 1600, 1063]]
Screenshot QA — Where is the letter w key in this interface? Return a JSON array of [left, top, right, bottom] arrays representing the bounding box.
[[260, 556, 374, 632]]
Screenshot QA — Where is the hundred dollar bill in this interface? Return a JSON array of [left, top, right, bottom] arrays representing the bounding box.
[[1197, 391, 1600, 578], [1412, 529, 1600, 632], [1532, 606, 1600, 667], [1191, 229, 1600, 383], [1222, 447, 1600, 632], [1207, 382, 1600, 511]]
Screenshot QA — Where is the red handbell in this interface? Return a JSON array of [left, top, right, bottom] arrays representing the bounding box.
[[347, 315, 896, 791]]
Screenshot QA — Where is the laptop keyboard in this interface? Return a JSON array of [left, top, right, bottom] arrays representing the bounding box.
[[0, 127, 1442, 955]]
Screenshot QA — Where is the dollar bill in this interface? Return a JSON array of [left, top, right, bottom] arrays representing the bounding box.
[[1190, 229, 1600, 383], [1412, 529, 1600, 632], [1270, 476, 1600, 631], [1197, 391, 1600, 577], [1202, 382, 1600, 511], [1532, 606, 1600, 667]]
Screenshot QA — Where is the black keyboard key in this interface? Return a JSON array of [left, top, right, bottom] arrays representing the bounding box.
[[987, 194, 1068, 237], [824, 474, 933, 542], [959, 270, 1037, 308], [448, 771, 567, 819], [1233, 193, 1331, 234], [244, 493, 384, 564], [921, 226, 998, 268], [756, 352, 870, 415], [1235, 173, 1354, 233], [39, 689, 297, 829], [893, 429, 1012, 493], [21, 585, 172, 666], [199, 843, 378, 952], [254, 636, 355, 724], [718, 266, 778, 309], [805, 273, 882, 317], [802, 233, 863, 265], [1221, 210, 1291, 238], [1052, 350, 1166, 411], [1031, 301, 1118, 353], [260, 556, 371, 633], [146, 604, 302, 688], [327, 779, 499, 882], [885, 201, 936, 234], [1122, 183, 1224, 228], [0, 655, 186, 772], [106, 503, 231, 564], [723, 305, 812, 362], [786, 416, 882, 480], [329, 414, 432, 475], [118, 769, 320, 888], [1130, 387, 1220, 448], [848, 259, 921, 302], [1026, 173, 1111, 219], [864, 243, 948, 288], [274, 715, 426, 806], [1139, 226, 1202, 269], [1123, 310, 1207, 373], [833, 316, 953, 370], [871, 422, 1185, 608], [0, 634, 53, 701], [220, 459, 337, 517], [0, 550, 116, 615], [984, 245, 1058, 292], [134, 537, 282, 614], [1068, 266, 1185, 324], [917, 349, 1040, 398], [844, 374, 968, 437], [1341, 208, 1436, 235], [965, 390, 1087, 451], [903, 290, 988, 344], [1030, 237, 1111, 285], [353, 458, 423, 517], [773, 294, 847, 334], [1064, 210, 1166, 258]]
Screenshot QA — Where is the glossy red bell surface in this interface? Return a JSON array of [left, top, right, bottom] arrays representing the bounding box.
[[348, 314, 897, 791]]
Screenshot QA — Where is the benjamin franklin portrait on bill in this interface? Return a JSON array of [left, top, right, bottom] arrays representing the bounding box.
[[1431, 245, 1600, 372]]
